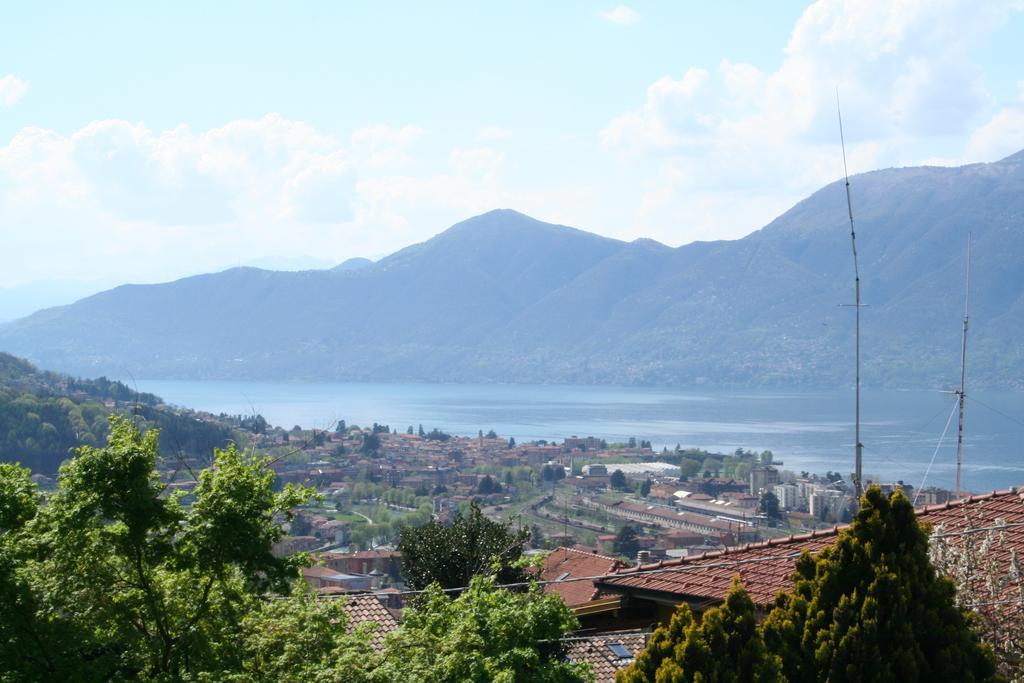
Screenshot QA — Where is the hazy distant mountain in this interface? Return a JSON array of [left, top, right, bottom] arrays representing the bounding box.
[[0, 278, 115, 323], [332, 257, 375, 271], [2, 151, 1022, 388], [234, 255, 337, 271]]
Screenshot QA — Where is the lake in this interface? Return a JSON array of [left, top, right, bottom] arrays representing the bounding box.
[[129, 380, 1024, 494]]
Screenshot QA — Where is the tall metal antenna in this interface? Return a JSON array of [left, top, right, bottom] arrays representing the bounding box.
[[837, 92, 863, 499], [954, 233, 972, 498]]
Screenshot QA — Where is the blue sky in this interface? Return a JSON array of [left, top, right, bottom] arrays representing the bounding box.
[[1, 1, 1022, 288]]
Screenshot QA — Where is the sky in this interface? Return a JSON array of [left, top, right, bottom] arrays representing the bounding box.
[[1, 0, 1023, 288]]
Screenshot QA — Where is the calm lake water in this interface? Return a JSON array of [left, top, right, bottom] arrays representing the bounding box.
[[130, 380, 1024, 494]]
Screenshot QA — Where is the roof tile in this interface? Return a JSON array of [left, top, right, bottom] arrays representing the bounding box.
[[599, 488, 1024, 607]]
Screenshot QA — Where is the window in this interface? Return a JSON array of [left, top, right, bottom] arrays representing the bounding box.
[[556, 571, 570, 581], [607, 642, 632, 659]]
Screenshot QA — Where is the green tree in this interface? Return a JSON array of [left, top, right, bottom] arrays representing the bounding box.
[[477, 475, 502, 495], [761, 486, 998, 682], [530, 524, 546, 549], [639, 479, 651, 498], [397, 501, 530, 591], [212, 588, 376, 682], [0, 462, 37, 533], [361, 431, 381, 455], [373, 575, 589, 682], [0, 416, 317, 680], [759, 490, 782, 522], [610, 469, 628, 491], [679, 458, 701, 480], [613, 524, 640, 560], [617, 579, 782, 682]]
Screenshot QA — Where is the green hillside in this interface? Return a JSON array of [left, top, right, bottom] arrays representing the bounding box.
[[0, 352, 241, 473]]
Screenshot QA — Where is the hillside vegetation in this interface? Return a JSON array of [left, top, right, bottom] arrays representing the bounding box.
[[0, 352, 239, 473]]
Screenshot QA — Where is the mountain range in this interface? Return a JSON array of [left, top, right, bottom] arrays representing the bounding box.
[[2, 151, 1022, 389]]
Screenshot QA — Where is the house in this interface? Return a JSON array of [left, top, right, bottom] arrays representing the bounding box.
[[318, 549, 402, 581], [271, 535, 320, 557], [541, 546, 627, 608], [302, 566, 373, 592], [592, 487, 1024, 627]]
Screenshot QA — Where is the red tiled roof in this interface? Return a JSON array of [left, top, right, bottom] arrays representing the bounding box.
[[563, 630, 647, 683], [541, 547, 627, 607], [599, 487, 1024, 607], [600, 528, 840, 606], [340, 594, 400, 650], [917, 487, 1024, 612]]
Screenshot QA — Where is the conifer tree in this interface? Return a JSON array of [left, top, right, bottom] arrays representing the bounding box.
[[617, 579, 782, 682], [761, 486, 998, 682]]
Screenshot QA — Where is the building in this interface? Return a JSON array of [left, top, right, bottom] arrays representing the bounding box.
[[301, 566, 373, 592], [581, 497, 759, 542], [749, 465, 779, 496], [318, 549, 402, 581], [593, 487, 1024, 626], [271, 535, 320, 557], [604, 462, 681, 480], [773, 483, 801, 511], [564, 436, 604, 451], [809, 489, 847, 521], [540, 546, 628, 608], [671, 490, 760, 526]]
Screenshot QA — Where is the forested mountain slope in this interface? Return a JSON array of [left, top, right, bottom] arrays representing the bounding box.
[[0, 352, 240, 473]]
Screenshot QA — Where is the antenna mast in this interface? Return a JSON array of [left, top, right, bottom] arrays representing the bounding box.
[[955, 234, 971, 498], [837, 94, 863, 499]]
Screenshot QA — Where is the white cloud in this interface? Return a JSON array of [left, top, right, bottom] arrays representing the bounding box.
[[350, 123, 423, 168], [965, 81, 1024, 162], [0, 117, 535, 285], [353, 146, 509, 234], [601, 0, 1024, 239], [477, 125, 512, 142], [0, 75, 28, 107], [599, 5, 640, 25]]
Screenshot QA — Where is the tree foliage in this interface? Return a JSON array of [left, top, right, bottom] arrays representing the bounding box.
[[0, 416, 318, 680], [397, 501, 529, 591], [373, 575, 588, 683], [761, 486, 998, 682], [759, 490, 782, 521], [928, 505, 1024, 680], [0, 353, 241, 474], [477, 474, 503, 495], [613, 524, 639, 560], [617, 579, 782, 682], [211, 588, 377, 683]]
